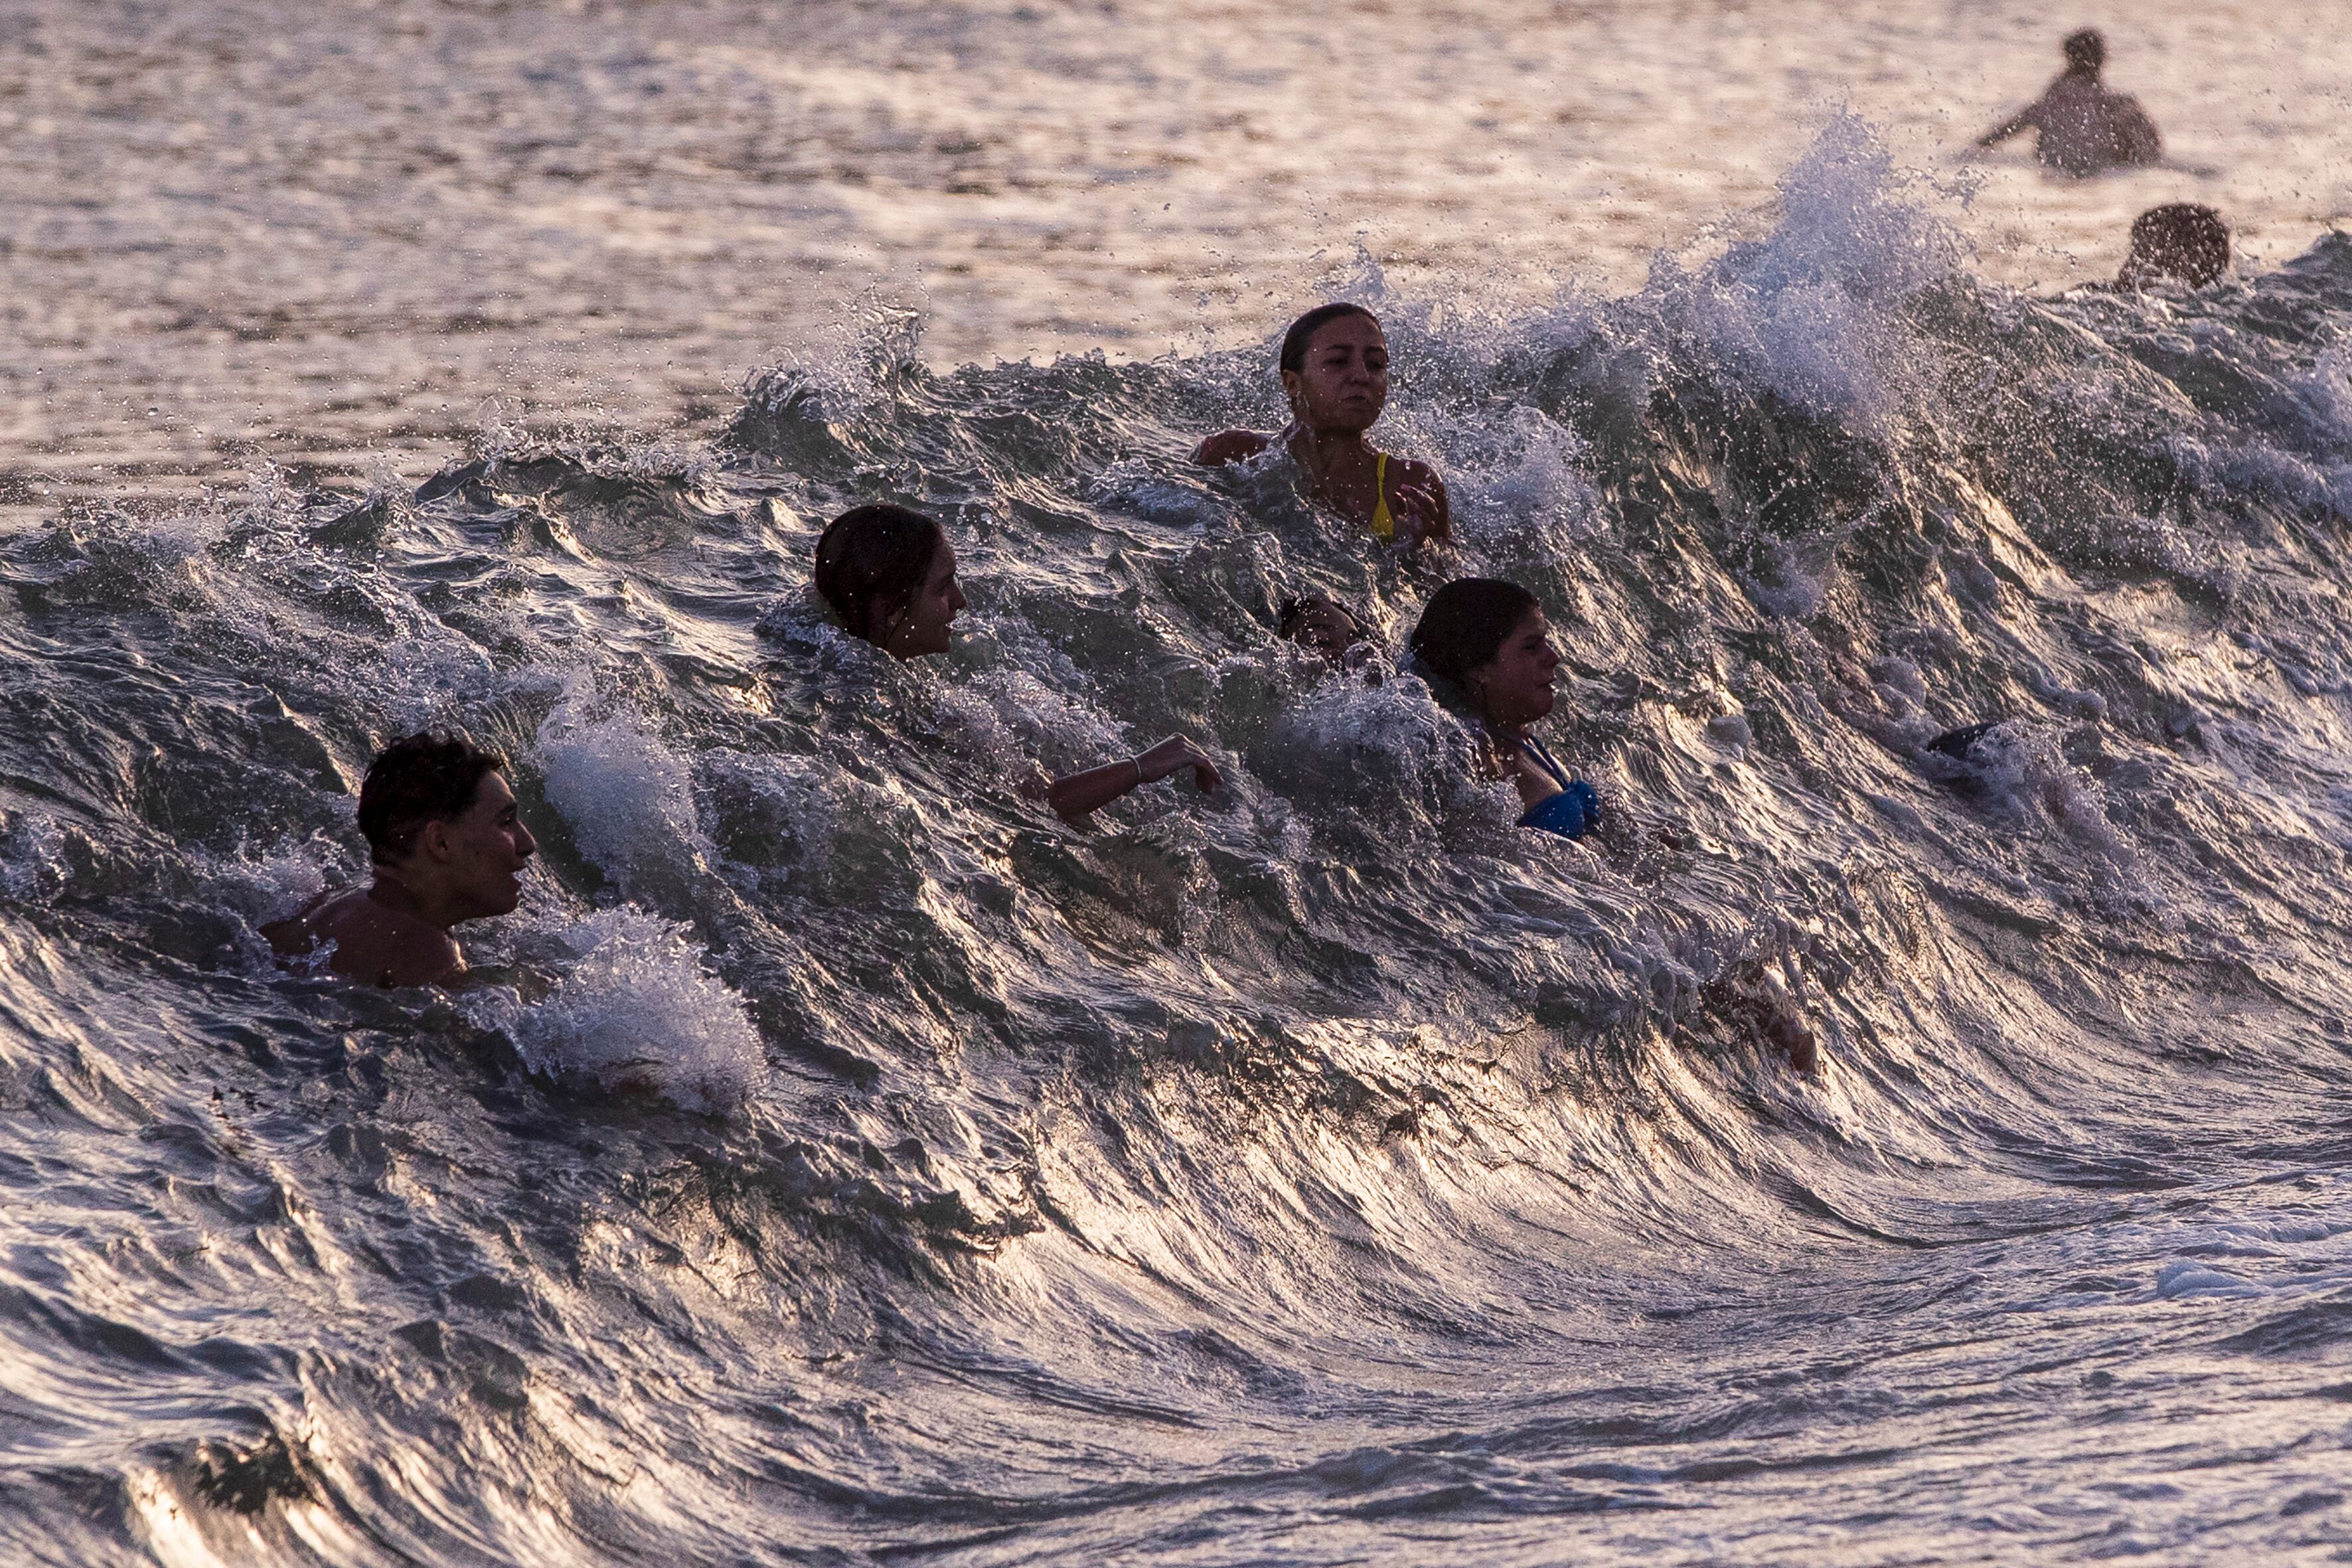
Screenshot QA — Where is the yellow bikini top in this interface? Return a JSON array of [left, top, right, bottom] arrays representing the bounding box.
[[1370, 453, 1395, 542]]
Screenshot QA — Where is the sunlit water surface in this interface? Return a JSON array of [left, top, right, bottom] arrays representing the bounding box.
[[7, 4, 2352, 1565], [2, 0, 2348, 514]]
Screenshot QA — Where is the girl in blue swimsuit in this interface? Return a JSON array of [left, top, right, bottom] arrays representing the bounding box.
[[1407, 578, 1600, 840]]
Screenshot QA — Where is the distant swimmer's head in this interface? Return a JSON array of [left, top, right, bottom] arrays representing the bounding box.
[[1278, 303, 1388, 437], [815, 503, 965, 659], [1409, 578, 1558, 727], [359, 732, 535, 918], [2119, 204, 2231, 289], [1278, 593, 1372, 668], [2061, 27, 2104, 76]]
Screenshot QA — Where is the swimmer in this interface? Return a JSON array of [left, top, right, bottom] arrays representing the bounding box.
[[2116, 203, 2230, 289], [262, 732, 536, 988], [1277, 593, 1377, 673], [1407, 578, 1599, 840], [815, 503, 1221, 820], [1975, 29, 2162, 177], [1194, 303, 1452, 548]]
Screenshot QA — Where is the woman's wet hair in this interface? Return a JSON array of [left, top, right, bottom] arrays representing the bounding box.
[[814, 504, 946, 642], [1408, 578, 1540, 692], [1278, 303, 1380, 375], [2126, 204, 2230, 287], [359, 730, 506, 865]]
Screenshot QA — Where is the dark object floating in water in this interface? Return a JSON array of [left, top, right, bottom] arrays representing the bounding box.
[[2118, 203, 2231, 289], [1926, 721, 2001, 762]]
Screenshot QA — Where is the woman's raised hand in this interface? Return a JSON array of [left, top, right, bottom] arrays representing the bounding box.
[[1391, 467, 1451, 546]]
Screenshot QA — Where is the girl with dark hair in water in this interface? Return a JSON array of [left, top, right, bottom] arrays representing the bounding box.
[[813, 504, 1221, 822], [1408, 578, 1598, 840], [1413, 578, 1817, 1067], [1194, 303, 1451, 548], [813, 503, 961, 655]]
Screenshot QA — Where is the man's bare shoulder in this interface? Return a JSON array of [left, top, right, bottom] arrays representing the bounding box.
[[1193, 429, 1274, 466], [264, 888, 462, 988]]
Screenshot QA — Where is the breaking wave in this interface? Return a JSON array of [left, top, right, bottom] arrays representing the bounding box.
[[6, 123, 2352, 1563]]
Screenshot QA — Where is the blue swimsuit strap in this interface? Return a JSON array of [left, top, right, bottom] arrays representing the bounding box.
[[1519, 733, 1573, 793]]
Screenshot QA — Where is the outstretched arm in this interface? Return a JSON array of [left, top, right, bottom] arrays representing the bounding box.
[[1976, 104, 2035, 147], [1020, 735, 1221, 822]]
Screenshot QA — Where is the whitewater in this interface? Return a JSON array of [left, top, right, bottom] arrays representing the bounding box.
[[9, 44, 2352, 1568]]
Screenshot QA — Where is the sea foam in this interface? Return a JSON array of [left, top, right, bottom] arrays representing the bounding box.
[[465, 907, 762, 1114]]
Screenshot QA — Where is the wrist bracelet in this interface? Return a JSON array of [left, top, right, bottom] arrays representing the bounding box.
[[1130, 757, 1144, 789]]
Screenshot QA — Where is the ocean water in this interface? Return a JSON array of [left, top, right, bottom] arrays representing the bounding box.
[[5, 0, 2349, 518], [9, 5, 2352, 1567]]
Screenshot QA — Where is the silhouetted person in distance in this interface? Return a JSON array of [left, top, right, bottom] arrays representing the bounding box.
[[1977, 29, 2162, 177], [2116, 203, 2230, 289]]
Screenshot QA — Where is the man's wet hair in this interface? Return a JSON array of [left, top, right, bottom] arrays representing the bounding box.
[[359, 731, 507, 865], [814, 503, 946, 641], [2126, 204, 2231, 288], [1279, 303, 1381, 375], [2063, 28, 2104, 74], [1409, 578, 1541, 690]]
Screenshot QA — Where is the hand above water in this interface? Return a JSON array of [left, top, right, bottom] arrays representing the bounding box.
[[1389, 468, 1450, 547], [1134, 734, 1220, 795], [1020, 734, 1221, 822]]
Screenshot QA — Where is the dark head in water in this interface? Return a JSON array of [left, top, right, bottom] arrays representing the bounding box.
[[815, 503, 965, 659], [2118, 204, 2231, 289], [1925, 721, 2001, 764], [1278, 593, 1372, 670], [360, 732, 509, 868], [264, 731, 536, 988], [2062, 27, 2105, 77], [1410, 578, 1553, 726]]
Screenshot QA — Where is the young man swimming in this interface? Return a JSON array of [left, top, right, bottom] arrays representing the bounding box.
[[264, 732, 536, 988], [1194, 303, 1452, 548]]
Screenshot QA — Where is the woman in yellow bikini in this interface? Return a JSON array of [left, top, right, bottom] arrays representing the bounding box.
[[1193, 303, 1452, 548]]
